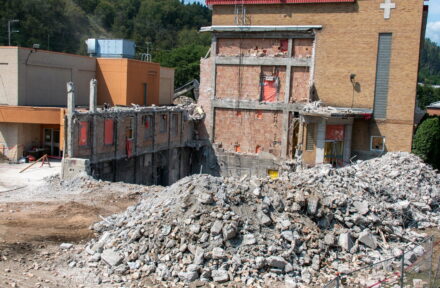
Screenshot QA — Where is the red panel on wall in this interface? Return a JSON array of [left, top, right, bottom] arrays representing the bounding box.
[[104, 119, 114, 145], [206, 0, 355, 5], [325, 125, 344, 141], [262, 80, 277, 102], [79, 121, 89, 146], [126, 139, 133, 157], [280, 39, 288, 52]]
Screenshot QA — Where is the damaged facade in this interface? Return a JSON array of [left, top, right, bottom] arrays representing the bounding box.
[[62, 82, 204, 185], [199, 0, 428, 176]]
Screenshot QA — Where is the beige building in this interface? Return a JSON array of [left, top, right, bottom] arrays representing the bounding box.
[[198, 0, 428, 176], [0, 46, 175, 161]]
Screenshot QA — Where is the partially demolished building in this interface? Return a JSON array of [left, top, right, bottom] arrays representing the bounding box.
[[62, 82, 205, 186], [198, 0, 428, 177]]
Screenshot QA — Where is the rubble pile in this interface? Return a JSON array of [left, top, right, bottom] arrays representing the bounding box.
[[76, 152, 440, 286]]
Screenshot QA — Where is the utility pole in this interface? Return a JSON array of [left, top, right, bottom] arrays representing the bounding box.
[[8, 20, 19, 46]]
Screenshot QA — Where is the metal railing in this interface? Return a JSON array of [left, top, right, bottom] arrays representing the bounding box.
[[323, 236, 439, 288]]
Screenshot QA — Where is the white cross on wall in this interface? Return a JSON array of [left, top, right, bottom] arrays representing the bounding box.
[[380, 0, 396, 19]]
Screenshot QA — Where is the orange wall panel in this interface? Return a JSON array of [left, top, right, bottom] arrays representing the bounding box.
[[126, 60, 160, 106], [96, 58, 127, 106]]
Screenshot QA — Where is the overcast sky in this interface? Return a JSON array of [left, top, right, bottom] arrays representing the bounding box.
[[188, 0, 440, 44]]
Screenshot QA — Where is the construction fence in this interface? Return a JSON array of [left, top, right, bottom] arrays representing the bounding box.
[[323, 236, 440, 288]]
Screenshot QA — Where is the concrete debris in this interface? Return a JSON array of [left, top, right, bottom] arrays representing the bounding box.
[[75, 152, 440, 286]]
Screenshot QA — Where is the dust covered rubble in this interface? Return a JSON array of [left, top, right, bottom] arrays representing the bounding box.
[[71, 152, 440, 286]]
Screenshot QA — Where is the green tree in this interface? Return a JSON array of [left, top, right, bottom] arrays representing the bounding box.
[[417, 84, 440, 109], [413, 117, 440, 169], [419, 39, 440, 85]]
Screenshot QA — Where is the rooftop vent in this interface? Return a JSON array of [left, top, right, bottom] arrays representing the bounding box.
[[86, 39, 136, 59]]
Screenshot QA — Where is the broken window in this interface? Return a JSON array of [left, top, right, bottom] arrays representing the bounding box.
[[104, 119, 114, 145], [160, 114, 168, 133], [371, 136, 385, 152], [306, 123, 315, 151], [142, 115, 153, 140], [126, 118, 134, 140], [79, 121, 89, 147], [171, 114, 179, 136]]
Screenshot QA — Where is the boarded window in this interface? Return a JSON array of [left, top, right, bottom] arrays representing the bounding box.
[[325, 125, 345, 141], [306, 123, 315, 151], [262, 78, 277, 102], [373, 33, 393, 119], [79, 121, 89, 147], [160, 114, 168, 133], [104, 119, 114, 145], [371, 136, 385, 152]]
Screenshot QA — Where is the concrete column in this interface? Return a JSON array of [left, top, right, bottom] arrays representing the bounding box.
[[210, 35, 217, 142], [315, 118, 326, 165], [281, 39, 294, 159], [66, 82, 75, 158], [343, 121, 353, 165], [89, 79, 97, 112]]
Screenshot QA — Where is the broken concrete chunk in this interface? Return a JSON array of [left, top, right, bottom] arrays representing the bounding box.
[[222, 222, 238, 240], [60, 243, 73, 250], [353, 201, 369, 215], [307, 197, 319, 215], [198, 192, 214, 204], [101, 249, 123, 267], [259, 213, 272, 226], [358, 230, 378, 249], [242, 234, 257, 245], [212, 269, 229, 283], [210, 220, 223, 235], [178, 271, 199, 282], [267, 256, 288, 269], [338, 233, 354, 251], [211, 247, 226, 259]]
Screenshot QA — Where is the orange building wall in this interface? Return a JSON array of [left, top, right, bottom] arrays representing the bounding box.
[[96, 58, 160, 106], [126, 60, 160, 106]]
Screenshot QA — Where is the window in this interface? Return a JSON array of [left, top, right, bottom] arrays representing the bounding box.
[[306, 123, 315, 151], [370, 136, 385, 152], [126, 118, 134, 140], [373, 33, 393, 119], [160, 114, 168, 133], [171, 114, 179, 136], [79, 121, 89, 147], [104, 119, 114, 145], [142, 115, 153, 140], [256, 111, 263, 119]]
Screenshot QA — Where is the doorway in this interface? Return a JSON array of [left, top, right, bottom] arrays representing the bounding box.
[[43, 128, 60, 156]]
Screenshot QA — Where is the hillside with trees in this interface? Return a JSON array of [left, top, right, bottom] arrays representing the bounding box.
[[419, 39, 440, 85], [0, 0, 211, 87]]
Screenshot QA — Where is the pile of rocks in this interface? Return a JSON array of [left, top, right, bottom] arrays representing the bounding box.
[[74, 152, 440, 286]]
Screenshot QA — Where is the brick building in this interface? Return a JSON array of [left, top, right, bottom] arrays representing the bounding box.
[[198, 0, 428, 177]]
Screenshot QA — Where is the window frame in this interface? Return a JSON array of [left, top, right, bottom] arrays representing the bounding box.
[[370, 136, 386, 152]]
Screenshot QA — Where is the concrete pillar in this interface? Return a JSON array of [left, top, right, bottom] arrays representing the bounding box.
[[315, 118, 326, 165], [66, 82, 75, 158], [210, 35, 217, 142], [89, 79, 97, 112], [343, 122, 353, 165]]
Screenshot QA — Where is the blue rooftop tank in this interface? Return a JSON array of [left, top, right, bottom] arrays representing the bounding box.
[[86, 39, 136, 59]]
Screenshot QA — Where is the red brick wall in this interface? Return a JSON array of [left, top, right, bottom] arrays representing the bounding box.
[[216, 65, 261, 100], [214, 108, 283, 157], [291, 67, 310, 102], [293, 39, 313, 58]]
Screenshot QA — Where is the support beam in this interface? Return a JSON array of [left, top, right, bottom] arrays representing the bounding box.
[[315, 118, 326, 165], [212, 98, 304, 112], [215, 56, 311, 67]]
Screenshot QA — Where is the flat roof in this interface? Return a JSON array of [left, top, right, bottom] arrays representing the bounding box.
[[200, 25, 322, 33]]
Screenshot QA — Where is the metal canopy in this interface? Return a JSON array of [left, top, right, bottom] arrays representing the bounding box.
[[200, 25, 323, 33]]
